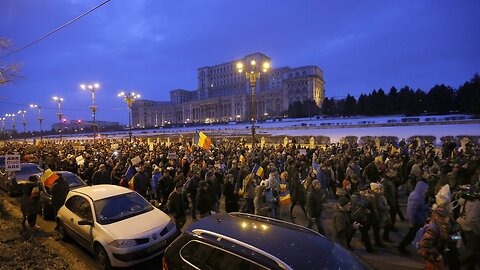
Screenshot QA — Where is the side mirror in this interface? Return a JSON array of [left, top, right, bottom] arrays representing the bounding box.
[[78, 220, 94, 226]]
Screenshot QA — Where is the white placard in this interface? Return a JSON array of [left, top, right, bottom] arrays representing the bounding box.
[[131, 156, 142, 166], [5, 155, 21, 171], [299, 149, 307, 156], [76, 155, 85, 166]]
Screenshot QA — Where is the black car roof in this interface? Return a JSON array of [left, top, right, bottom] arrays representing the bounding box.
[[185, 213, 372, 270]]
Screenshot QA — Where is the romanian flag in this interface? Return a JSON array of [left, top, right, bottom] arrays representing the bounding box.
[[194, 131, 212, 150], [279, 178, 291, 205], [279, 193, 291, 206], [239, 154, 246, 163], [390, 145, 398, 155], [252, 164, 264, 177], [41, 169, 59, 188], [374, 156, 383, 163]]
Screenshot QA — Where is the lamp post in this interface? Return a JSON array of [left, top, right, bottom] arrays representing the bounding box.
[[52, 96, 64, 139], [5, 113, 16, 131], [18, 110, 27, 134], [236, 59, 270, 145], [0, 117, 5, 132], [118, 91, 140, 142], [80, 82, 100, 143], [30, 104, 43, 141]]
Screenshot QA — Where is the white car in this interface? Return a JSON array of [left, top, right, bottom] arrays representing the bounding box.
[[56, 185, 178, 269]]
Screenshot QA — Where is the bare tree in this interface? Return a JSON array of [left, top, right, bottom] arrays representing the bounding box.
[[0, 38, 22, 85]]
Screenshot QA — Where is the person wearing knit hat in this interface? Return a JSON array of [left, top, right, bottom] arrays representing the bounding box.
[[417, 204, 451, 269]]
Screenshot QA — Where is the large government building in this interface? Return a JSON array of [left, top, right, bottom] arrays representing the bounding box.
[[132, 52, 325, 128]]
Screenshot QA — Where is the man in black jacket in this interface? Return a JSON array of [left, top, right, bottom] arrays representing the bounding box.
[[167, 182, 189, 231], [307, 180, 326, 235], [91, 164, 111, 185]]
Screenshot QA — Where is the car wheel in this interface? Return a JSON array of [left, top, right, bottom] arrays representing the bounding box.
[[94, 244, 112, 270], [57, 221, 69, 241]]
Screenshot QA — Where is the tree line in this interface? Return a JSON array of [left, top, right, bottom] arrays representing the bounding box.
[[288, 73, 480, 118]]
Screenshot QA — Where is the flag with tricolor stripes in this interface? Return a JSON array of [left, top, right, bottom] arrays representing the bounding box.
[[41, 169, 59, 188], [251, 164, 264, 177], [194, 131, 212, 150], [279, 180, 291, 206]]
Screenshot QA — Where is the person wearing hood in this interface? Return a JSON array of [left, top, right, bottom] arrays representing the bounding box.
[[398, 180, 429, 254]]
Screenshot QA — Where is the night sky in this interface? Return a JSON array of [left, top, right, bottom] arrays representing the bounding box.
[[1, 0, 479, 130]]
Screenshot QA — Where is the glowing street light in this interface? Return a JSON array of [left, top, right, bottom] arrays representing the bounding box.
[[18, 110, 27, 133], [0, 117, 5, 132], [5, 113, 16, 131], [237, 59, 270, 145], [118, 91, 140, 142], [52, 96, 64, 138], [30, 104, 43, 141], [80, 82, 100, 142]]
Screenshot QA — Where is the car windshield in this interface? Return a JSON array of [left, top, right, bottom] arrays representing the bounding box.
[[62, 173, 85, 188], [94, 192, 154, 225]]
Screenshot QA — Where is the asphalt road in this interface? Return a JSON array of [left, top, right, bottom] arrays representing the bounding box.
[[2, 190, 425, 270]]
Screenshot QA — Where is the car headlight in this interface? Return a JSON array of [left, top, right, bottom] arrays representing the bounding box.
[[109, 239, 137, 248]]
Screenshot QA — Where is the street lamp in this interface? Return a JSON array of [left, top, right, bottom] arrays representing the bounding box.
[[52, 96, 64, 138], [5, 113, 16, 131], [18, 110, 27, 134], [236, 59, 270, 145], [0, 117, 5, 132], [118, 91, 140, 142], [30, 104, 43, 141], [80, 82, 100, 142]]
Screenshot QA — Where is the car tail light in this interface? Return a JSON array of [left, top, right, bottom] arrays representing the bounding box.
[[162, 256, 168, 270]]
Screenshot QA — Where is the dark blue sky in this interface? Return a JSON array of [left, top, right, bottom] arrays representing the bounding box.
[[1, 0, 479, 130]]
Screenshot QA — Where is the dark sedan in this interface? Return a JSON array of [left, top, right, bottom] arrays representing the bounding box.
[[0, 163, 43, 196], [32, 171, 87, 219]]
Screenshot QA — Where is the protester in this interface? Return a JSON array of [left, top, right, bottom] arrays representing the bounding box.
[[398, 181, 429, 254], [167, 181, 189, 231], [19, 176, 40, 232], [417, 205, 451, 270], [307, 180, 327, 235]]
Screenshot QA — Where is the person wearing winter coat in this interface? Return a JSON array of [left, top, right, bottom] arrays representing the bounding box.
[[150, 165, 162, 201], [19, 176, 41, 231], [132, 165, 149, 199], [307, 180, 327, 235], [371, 183, 391, 242], [418, 205, 451, 270], [242, 174, 256, 214], [167, 182, 189, 231], [91, 164, 111, 185], [350, 188, 374, 252], [254, 185, 270, 217], [398, 180, 429, 254], [289, 165, 307, 221], [333, 196, 360, 250], [223, 174, 238, 213], [196, 180, 214, 218], [381, 169, 398, 233], [457, 195, 480, 269]]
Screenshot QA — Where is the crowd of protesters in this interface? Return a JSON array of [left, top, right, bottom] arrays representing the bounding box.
[[1, 136, 480, 269]]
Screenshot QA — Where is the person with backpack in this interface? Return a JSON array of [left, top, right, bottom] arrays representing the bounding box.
[[398, 180, 429, 255], [417, 205, 451, 270]]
